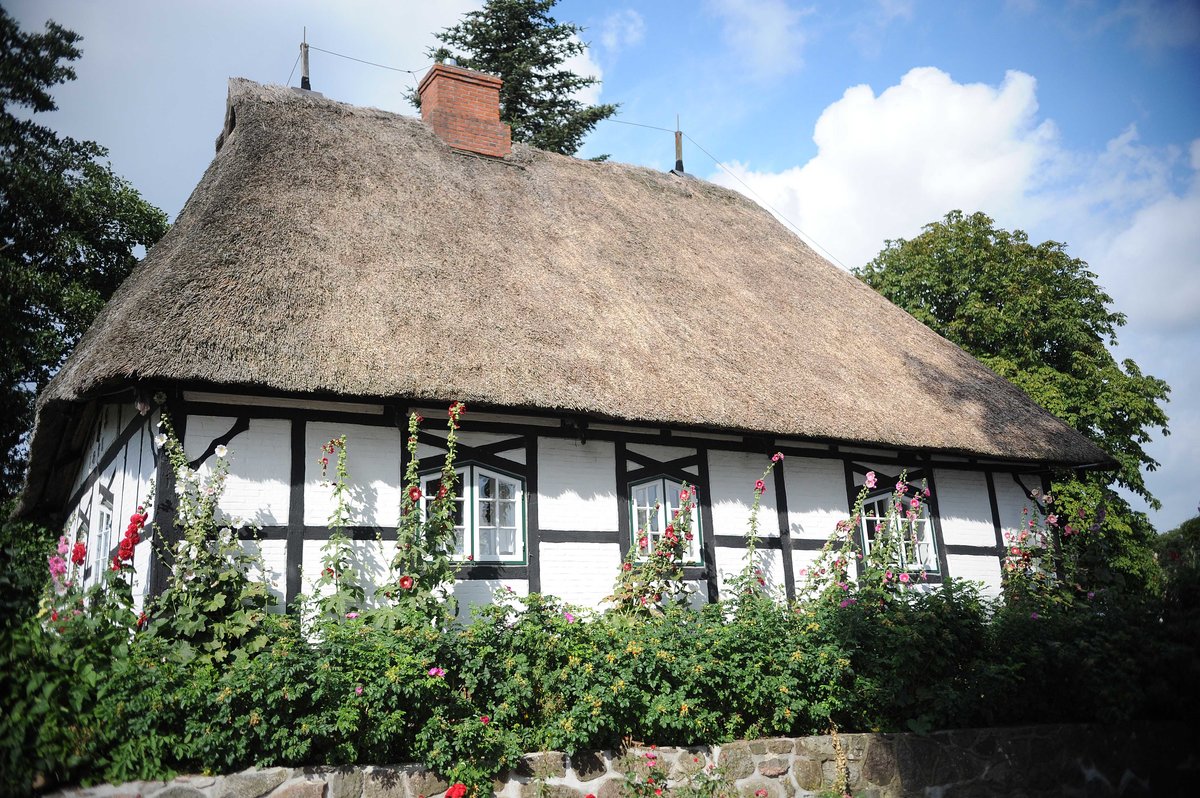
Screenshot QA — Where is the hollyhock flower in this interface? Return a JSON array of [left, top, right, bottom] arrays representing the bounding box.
[[215, 444, 228, 458], [137, 612, 148, 629], [1087, 591, 1095, 600], [885, 570, 892, 581], [864, 471, 877, 489], [345, 612, 359, 619], [679, 488, 690, 501], [466, 554, 474, 561], [48, 555, 67, 579], [1030, 612, 1040, 620], [399, 575, 415, 590], [1063, 525, 1075, 537], [355, 685, 363, 696], [563, 612, 576, 623], [899, 572, 910, 584], [910, 497, 921, 509], [772, 452, 784, 462], [409, 486, 423, 503], [755, 479, 766, 493], [428, 667, 446, 678], [447, 785, 468, 798], [437, 484, 448, 500], [623, 562, 632, 571], [895, 481, 907, 494], [153, 433, 167, 448], [480, 715, 490, 724], [57, 536, 69, 556], [111, 556, 123, 572], [71, 542, 86, 566]]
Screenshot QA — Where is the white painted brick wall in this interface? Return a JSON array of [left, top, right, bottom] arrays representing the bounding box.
[[994, 472, 1043, 538], [714, 545, 786, 598], [626, 442, 698, 466], [185, 416, 292, 526], [783, 457, 847, 543], [538, 439, 617, 532], [452, 579, 529, 620], [539, 542, 621, 607], [934, 469, 998, 548], [305, 422, 403, 527], [946, 554, 1003, 596], [709, 450, 780, 538]]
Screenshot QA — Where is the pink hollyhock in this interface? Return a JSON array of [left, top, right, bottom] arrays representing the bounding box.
[[755, 479, 766, 493], [864, 471, 877, 489], [899, 572, 910, 584], [772, 452, 784, 462]]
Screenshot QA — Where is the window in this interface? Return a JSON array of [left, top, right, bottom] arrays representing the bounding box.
[[420, 465, 525, 563], [859, 492, 939, 573], [630, 476, 701, 563], [91, 499, 114, 580]]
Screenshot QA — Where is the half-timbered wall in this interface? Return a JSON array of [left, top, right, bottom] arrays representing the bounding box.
[[62, 403, 157, 603], [61, 391, 1056, 615]]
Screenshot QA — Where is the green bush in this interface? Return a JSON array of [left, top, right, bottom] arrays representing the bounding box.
[[3, 424, 1197, 795]]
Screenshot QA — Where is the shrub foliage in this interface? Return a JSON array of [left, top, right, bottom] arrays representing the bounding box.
[[1, 408, 1196, 795]]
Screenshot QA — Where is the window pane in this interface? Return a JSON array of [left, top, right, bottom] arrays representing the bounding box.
[[479, 527, 496, 556], [500, 501, 515, 526], [480, 474, 495, 499], [480, 500, 495, 525], [499, 527, 515, 555], [499, 480, 515, 501]]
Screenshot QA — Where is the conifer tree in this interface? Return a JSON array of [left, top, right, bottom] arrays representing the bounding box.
[[421, 0, 617, 156]]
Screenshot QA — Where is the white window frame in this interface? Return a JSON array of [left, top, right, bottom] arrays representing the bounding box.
[[859, 492, 940, 573], [91, 499, 114, 584], [420, 464, 526, 564], [629, 476, 702, 564]]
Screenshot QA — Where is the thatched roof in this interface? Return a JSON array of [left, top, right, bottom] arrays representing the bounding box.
[[22, 78, 1112, 515]]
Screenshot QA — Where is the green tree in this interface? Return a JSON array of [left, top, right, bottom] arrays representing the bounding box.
[[855, 210, 1169, 592], [421, 0, 617, 156], [0, 9, 168, 503]]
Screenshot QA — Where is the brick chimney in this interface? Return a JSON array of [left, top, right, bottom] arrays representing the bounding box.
[[417, 63, 511, 158]]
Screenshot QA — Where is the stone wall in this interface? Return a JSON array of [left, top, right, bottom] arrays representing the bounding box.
[[48, 723, 1190, 798]]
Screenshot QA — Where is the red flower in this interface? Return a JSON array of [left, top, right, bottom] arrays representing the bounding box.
[[622, 562, 632, 571], [50, 610, 58, 622], [755, 479, 766, 493], [399, 575, 415, 590], [466, 554, 474, 561], [446, 784, 468, 798], [679, 488, 690, 501], [136, 611, 148, 629], [665, 524, 674, 535], [409, 486, 423, 503], [111, 556, 122, 572], [437, 484, 448, 500], [480, 715, 490, 724], [71, 542, 86, 566]]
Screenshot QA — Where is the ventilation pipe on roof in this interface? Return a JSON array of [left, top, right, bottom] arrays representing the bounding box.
[[417, 63, 512, 158], [300, 28, 311, 90], [674, 115, 684, 174]]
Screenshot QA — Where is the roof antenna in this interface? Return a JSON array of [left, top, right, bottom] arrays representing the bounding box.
[[300, 27, 311, 90], [673, 114, 685, 174]]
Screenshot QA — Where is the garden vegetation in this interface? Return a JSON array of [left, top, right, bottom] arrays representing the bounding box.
[[1, 402, 1197, 796]]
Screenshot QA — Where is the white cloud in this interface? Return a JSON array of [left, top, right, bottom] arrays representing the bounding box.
[[706, 65, 1199, 527], [711, 67, 1059, 267], [600, 9, 645, 53], [707, 0, 810, 78], [562, 35, 604, 107]]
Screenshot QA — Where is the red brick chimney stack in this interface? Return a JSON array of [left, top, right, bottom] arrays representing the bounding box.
[[417, 63, 511, 158]]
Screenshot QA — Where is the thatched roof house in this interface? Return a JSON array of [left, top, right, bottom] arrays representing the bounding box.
[[21, 66, 1112, 607]]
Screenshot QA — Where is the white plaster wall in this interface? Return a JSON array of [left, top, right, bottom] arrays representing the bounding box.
[[305, 422, 403, 527], [945, 554, 1003, 596], [933, 469, 998, 548], [993, 473, 1043, 539], [782, 457, 847, 543], [709, 450, 780, 538], [537, 439, 617, 532], [183, 416, 292, 527], [539, 541, 621, 606]]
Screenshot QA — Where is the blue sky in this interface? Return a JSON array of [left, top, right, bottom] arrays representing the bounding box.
[[9, 0, 1199, 531]]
